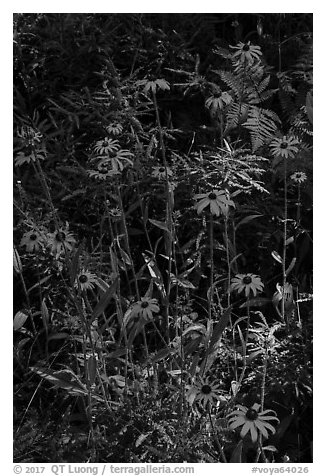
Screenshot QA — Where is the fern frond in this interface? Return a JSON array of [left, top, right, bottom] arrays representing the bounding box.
[[225, 102, 249, 130], [243, 107, 280, 152], [213, 70, 242, 99]]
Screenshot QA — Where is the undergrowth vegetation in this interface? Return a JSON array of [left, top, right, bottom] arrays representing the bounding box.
[[13, 13, 313, 463]]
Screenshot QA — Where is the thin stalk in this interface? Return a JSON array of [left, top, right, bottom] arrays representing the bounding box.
[[152, 90, 173, 344], [282, 159, 288, 324], [208, 213, 214, 322], [208, 406, 228, 462], [224, 215, 231, 308], [255, 351, 269, 462], [296, 184, 302, 224]]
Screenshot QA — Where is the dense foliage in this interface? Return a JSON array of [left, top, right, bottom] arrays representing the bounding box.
[[13, 13, 313, 463]]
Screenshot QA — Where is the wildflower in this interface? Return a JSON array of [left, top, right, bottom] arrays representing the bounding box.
[[129, 297, 160, 321], [75, 269, 99, 292], [15, 147, 47, 166], [205, 90, 233, 112], [108, 207, 122, 219], [270, 136, 300, 159], [152, 166, 173, 180], [138, 78, 170, 95], [106, 123, 123, 136], [227, 403, 279, 443], [93, 137, 120, 155], [230, 41, 262, 64], [186, 376, 222, 408], [230, 273, 264, 297], [194, 189, 235, 216], [290, 171, 307, 184], [88, 166, 117, 180], [47, 225, 76, 257], [108, 150, 133, 172], [17, 126, 43, 146], [20, 229, 44, 252]]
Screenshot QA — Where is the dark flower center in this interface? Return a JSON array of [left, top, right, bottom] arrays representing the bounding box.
[[243, 276, 252, 285], [141, 301, 149, 308], [78, 274, 89, 283], [30, 233, 37, 241], [243, 44, 250, 52], [280, 142, 288, 149], [201, 384, 212, 395], [55, 232, 66, 242], [246, 408, 258, 421], [159, 167, 165, 173], [102, 140, 109, 147], [25, 145, 34, 155], [214, 91, 222, 98], [99, 164, 109, 173], [208, 192, 217, 200]]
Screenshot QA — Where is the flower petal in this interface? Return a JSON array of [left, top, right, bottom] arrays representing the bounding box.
[[254, 420, 269, 439], [196, 198, 210, 214], [229, 416, 246, 429], [249, 423, 258, 443], [240, 421, 251, 439]]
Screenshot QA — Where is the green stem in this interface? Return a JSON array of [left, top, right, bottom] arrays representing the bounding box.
[[208, 406, 228, 462], [282, 158, 288, 324]]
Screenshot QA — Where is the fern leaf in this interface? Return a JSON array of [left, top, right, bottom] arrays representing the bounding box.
[[226, 102, 249, 130], [243, 107, 280, 152], [214, 70, 242, 100]]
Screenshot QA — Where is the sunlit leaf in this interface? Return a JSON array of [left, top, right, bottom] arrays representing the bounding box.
[[13, 311, 28, 331]]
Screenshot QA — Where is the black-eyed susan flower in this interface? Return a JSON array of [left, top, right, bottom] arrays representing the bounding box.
[[20, 229, 45, 252], [75, 269, 100, 292], [230, 273, 264, 297], [109, 150, 133, 172], [194, 189, 235, 216], [129, 297, 160, 321], [186, 376, 222, 408], [152, 166, 173, 180], [205, 90, 233, 112], [270, 136, 300, 159], [47, 225, 76, 257], [108, 207, 122, 219], [290, 171, 307, 184], [88, 165, 118, 180], [227, 403, 279, 443], [93, 137, 120, 155], [106, 122, 123, 136], [17, 126, 43, 146], [138, 78, 170, 95], [230, 41, 262, 64]]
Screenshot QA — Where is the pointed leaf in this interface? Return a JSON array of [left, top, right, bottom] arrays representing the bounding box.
[[92, 278, 118, 320], [272, 250, 283, 264], [13, 311, 28, 331], [41, 299, 49, 333], [235, 215, 262, 230], [148, 219, 173, 240], [239, 297, 271, 308], [13, 247, 22, 274], [285, 257, 296, 277], [87, 356, 97, 385], [208, 307, 232, 353], [230, 439, 243, 463], [135, 432, 151, 448], [285, 236, 294, 246]]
